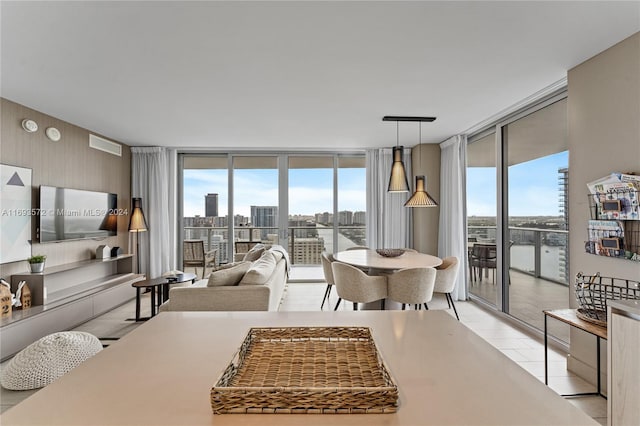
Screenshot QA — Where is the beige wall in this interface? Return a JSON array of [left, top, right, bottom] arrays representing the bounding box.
[[0, 98, 131, 278], [411, 143, 441, 255], [567, 32, 640, 385]]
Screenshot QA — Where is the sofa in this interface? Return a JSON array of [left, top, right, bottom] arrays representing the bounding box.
[[159, 245, 289, 312]]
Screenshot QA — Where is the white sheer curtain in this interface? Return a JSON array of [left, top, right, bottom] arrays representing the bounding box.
[[131, 147, 176, 278], [366, 148, 412, 249], [438, 135, 468, 300]]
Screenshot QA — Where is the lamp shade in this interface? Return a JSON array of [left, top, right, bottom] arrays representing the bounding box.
[[404, 176, 438, 207], [128, 197, 148, 232], [388, 146, 410, 192]]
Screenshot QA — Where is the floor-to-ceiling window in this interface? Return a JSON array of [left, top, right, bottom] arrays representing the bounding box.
[[467, 131, 498, 307], [180, 153, 365, 277], [467, 94, 569, 343]]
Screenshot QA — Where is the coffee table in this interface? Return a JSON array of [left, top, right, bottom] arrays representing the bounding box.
[[131, 273, 197, 321]]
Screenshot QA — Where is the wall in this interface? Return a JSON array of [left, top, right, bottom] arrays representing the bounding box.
[[411, 143, 441, 255], [567, 32, 640, 386], [0, 98, 131, 278]]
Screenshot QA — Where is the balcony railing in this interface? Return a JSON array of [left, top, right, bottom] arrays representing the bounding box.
[[468, 226, 569, 285], [183, 225, 366, 266]]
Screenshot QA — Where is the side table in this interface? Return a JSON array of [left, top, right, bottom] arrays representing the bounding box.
[[543, 309, 607, 398], [131, 273, 197, 321]]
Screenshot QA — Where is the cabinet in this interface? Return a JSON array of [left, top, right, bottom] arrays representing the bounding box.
[[0, 255, 141, 361], [607, 300, 640, 426]]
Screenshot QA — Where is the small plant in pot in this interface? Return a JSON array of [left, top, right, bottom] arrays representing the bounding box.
[[27, 255, 46, 273]]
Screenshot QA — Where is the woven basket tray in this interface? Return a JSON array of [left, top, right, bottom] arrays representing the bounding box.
[[211, 326, 399, 414]]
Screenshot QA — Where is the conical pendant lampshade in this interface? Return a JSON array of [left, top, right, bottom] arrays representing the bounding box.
[[388, 146, 410, 192], [404, 175, 438, 207]]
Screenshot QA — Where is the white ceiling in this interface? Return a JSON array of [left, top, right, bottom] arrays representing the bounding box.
[[2, 1, 639, 150]]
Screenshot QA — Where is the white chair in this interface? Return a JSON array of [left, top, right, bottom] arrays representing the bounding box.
[[331, 262, 387, 310], [387, 267, 436, 310], [320, 252, 339, 310], [434, 256, 460, 320]]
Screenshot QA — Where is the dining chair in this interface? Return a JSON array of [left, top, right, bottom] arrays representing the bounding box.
[[387, 267, 436, 310], [183, 240, 217, 279], [320, 252, 340, 310], [331, 262, 387, 310], [434, 257, 460, 320]]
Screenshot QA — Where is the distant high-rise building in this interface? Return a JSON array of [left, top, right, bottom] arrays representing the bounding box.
[[353, 211, 366, 225], [205, 193, 218, 217], [251, 206, 278, 238], [289, 219, 318, 238], [338, 210, 353, 225], [289, 237, 324, 265]]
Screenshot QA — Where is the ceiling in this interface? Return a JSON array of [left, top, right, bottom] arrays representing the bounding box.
[[2, 1, 639, 150]]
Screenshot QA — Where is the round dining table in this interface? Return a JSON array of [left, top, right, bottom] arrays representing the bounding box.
[[334, 249, 442, 272], [333, 249, 442, 311]]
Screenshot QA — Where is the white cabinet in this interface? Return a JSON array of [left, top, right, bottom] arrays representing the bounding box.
[[608, 300, 640, 426]]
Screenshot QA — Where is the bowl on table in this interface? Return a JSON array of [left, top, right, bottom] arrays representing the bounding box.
[[376, 249, 405, 258]]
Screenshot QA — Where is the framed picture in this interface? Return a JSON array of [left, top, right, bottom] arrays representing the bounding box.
[[0, 164, 32, 264]]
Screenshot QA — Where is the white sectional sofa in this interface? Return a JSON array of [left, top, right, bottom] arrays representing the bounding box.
[[159, 245, 288, 312]]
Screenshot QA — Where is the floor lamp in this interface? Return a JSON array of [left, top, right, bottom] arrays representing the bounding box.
[[128, 197, 148, 275]]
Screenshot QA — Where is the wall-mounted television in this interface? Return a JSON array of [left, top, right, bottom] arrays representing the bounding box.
[[39, 186, 118, 243]]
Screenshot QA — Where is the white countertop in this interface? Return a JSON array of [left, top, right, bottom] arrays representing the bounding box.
[[2, 310, 597, 425]]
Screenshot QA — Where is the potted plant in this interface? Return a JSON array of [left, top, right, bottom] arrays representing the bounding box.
[[27, 254, 46, 273]]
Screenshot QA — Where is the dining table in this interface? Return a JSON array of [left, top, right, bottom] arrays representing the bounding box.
[[333, 249, 443, 310], [334, 249, 442, 272]]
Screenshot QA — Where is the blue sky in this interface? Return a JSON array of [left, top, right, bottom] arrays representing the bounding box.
[[185, 151, 567, 218], [183, 168, 366, 217], [467, 151, 568, 217]]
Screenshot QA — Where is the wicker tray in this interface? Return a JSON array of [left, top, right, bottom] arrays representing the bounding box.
[[211, 326, 399, 414]]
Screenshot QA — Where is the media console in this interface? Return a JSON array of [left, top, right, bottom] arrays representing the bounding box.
[[1, 255, 143, 361]]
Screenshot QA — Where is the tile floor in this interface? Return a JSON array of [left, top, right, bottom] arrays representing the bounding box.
[[1, 282, 607, 424]]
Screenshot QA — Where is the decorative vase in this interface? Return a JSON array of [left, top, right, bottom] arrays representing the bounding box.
[[29, 262, 45, 273]]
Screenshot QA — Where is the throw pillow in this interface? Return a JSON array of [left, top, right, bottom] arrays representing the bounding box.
[[239, 251, 276, 285], [207, 261, 251, 287], [242, 243, 265, 262]]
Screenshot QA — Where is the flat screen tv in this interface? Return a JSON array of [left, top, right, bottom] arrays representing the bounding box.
[[39, 186, 118, 243]]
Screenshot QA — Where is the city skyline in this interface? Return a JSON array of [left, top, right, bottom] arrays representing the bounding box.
[[183, 167, 366, 217]]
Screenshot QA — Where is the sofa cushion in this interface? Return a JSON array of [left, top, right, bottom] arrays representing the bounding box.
[[243, 244, 266, 262], [239, 251, 276, 285], [207, 261, 251, 287], [269, 249, 284, 262]]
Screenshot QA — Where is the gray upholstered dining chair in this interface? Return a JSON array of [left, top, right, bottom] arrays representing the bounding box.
[[434, 257, 460, 320], [320, 252, 340, 310], [331, 262, 387, 310], [387, 267, 436, 310]]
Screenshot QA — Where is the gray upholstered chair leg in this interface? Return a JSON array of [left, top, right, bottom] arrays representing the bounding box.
[[447, 293, 460, 320], [321, 285, 332, 309], [334, 298, 342, 311]]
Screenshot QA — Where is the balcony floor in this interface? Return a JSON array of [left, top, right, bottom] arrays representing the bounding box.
[[470, 268, 571, 342]]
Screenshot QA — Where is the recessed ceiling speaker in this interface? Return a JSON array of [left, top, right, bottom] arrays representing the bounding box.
[[89, 134, 122, 157]]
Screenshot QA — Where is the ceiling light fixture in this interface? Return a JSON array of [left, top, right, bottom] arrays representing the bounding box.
[[387, 121, 410, 192], [404, 122, 438, 208], [383, 116, 437, 194]]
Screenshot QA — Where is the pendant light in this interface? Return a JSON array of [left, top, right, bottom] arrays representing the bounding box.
[[387, 121, 410, 192], [405, 122, 438, 207]]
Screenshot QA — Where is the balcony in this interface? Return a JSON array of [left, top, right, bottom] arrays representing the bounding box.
[[183, 225, 366, 266]]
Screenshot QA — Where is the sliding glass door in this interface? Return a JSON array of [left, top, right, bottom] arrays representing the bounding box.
[[466, 94, 569, 342]]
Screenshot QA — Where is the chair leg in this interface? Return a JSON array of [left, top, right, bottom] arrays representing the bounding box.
[[321, 284, 331, 310], [380, 299, 385, 310], [334, 298, 342, 311], [445, 294, 451, 308], [448, 293, 460, 321], [423, 303, 429, 310], [402, 303, 406, 310], [353, 302, 358, 311], [414, 304, 419, 310]]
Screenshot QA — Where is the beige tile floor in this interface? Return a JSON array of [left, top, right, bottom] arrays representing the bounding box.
[[1, 282, 607, 424]]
